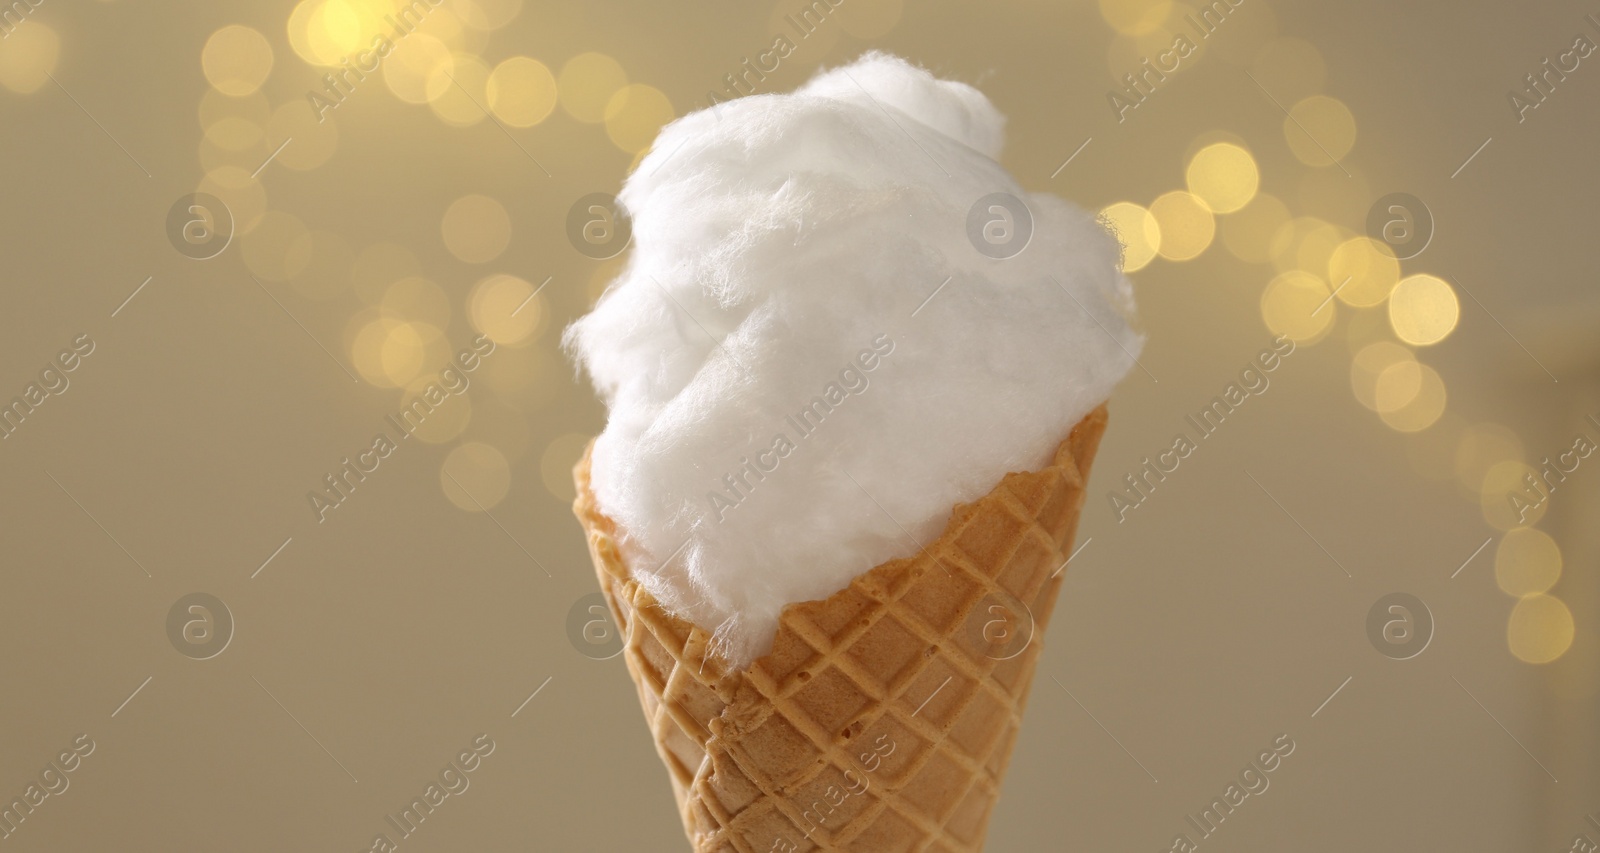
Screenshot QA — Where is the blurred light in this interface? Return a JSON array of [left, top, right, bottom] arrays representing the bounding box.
[[540, 433, 593, 502], [1350, 342, 1414, 411], [380, 277, 451, 330], [1481, 459, 1546, 530], [202, 25, 274, 96], [1378, 363, 1445, 432], [287, 230, 353, 301], [1372, 358, 1422, 413], [1284, 95, 1356, 167], [1455, 423, 1524, 494], [604, 83, 674, 154], [1098, 0, 1172, 35], [469, 274, 543, 346], [240, 211, 313, 282], [200, 89, 272, 131], [1508, 594, 1575, 664], [487, 56, 556, 127], [441, 441, 511, 511], [198, 166, 267, 233], [441, 194, 511, 263], [1495, 528, 1562, 597], [837, 0, 904, 38], [1261, 270, 1334, 343], [382, 33, 453, 104], [267, 99, 339, 171], [204, 116, 265, 152], [351, 319, 447, 388], [1150, 191, 1214, 261], [1292, 221, 1350, 277], [1327, 236, 1399, 307], [427, 53, 491, 126], [403, 378, 472, 444], [350, 242, 422, 304], [1100, 202, 1161, 272], [558, 52, 626, 123], [1250, 37, 1325, 103], [1388, 274, 1459, 346], [1266, 215, 1329, 273], [0, 22, 60, 94], [453, 0, 522, 30], [1185, 142, 1259, 213]]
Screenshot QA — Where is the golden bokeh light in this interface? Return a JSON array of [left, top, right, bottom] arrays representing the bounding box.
[[240, 211, 314, 282], [441, 441, 511, 511], [1100, 202, 1161, 273], [1388, 274, 1460, 346], [380, 277, 451, 330], [200, 88, 272, 131], [441, 194, 511, 264], [1098, 0, 1173, 35], [469, 274, 544, 346], [428, 53, 492, 126], [1149, 191, 1214, 261], [1495, 528, 1563, 598], [204, 116, 265, 152], [1372, 358, 1422, 413], [558, 52, 626, 123], [382, 33, 453, 104], [487, 55, 557, 127], [402, 378, 473, 444], [1284, 95, 1356, 167], [1327, 236, 1399, 307], [202, 25, 275, 97], [350, 242, 423, 304], [0, 22, 60, 94], [1261, 270, 1334, 343], [453, 0, 523, 30], [1455, 423, 1524, 494], [1266, 215, 1332, 274], [1507, 594, 1575, 664], [1480, 459, 1547, 530], [1250, 37, 1325, 103], [604, 83, 675, 153], [540, 433, 593, 502], [1350, 341, 1414, 411], [1185, 142, 1259, 214], [1378, 363, 1445, 432], [1221, 194, 1289, 264], [351, 318, 448, 388]]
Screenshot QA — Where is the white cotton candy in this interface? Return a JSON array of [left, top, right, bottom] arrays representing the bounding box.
[[565, 52, 1142, 670]]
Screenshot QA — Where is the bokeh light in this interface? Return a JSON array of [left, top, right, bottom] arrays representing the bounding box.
[[1350, 342, 1415, 411], [350, 317, 448, 388], [1283, 95, 1356, 167], [1149, 191, 1214, 261], [540, 433, 593, 502], [1455, 423, 1524, 494], [1100, 202, 1161, 272], [1098, 0, 1172, 36], [0, 22, 61, 94], [240, 211, 313, 282], [1373, 358, 1423, 413], [351, 242, 423, 304], [469, 274, 544, 346], [403, 377, 473, 444], [1481, 459, 1547, 530], [1388, 274, 1459, 346], [1377, 363, 1445, 432], [428, 53, 492, 126], [557, 52, 626, 123], [441, 441, 511, 511], [1261, 270, 1334, 343], [604, 83, 674, 153], [1507, 594, 1575, 664], [198, 166, 267, 233], [487, 56, 557, 127], [441, 194, 511, 264], [380, 277, 452, 330], [202, 25, 275, 96], [1185, 143, 1259, 214], [1327, 236, 1399, 307], [382, 33, 453, 104], [453, 0, 523, 30], [1495, 528, 1563, 598]]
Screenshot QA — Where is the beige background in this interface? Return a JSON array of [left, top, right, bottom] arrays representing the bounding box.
[[0, 0, 1596, 849]]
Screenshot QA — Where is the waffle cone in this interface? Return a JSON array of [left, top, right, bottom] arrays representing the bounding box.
[[573, 405, 1108, 852]]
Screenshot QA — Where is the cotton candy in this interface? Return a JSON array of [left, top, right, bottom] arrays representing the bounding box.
[[565, 52, 1141, 669]]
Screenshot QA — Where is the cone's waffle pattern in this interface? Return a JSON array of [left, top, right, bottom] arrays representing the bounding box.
[[574, 406, 1107, 852]]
